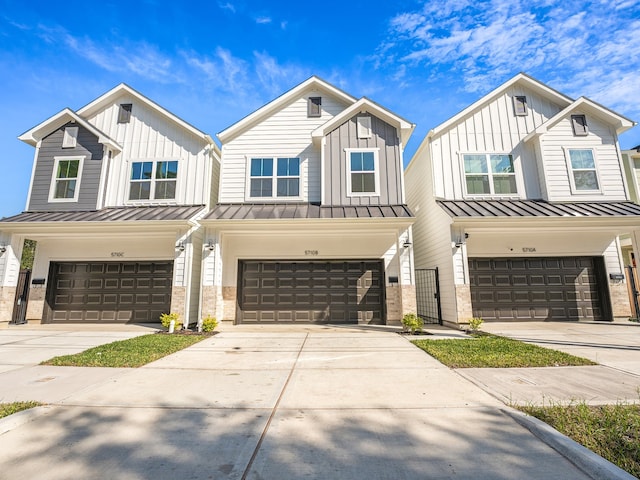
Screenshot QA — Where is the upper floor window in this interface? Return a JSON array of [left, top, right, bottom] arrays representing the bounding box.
[[566, 149, 599, 192], [248, 157, 300, 198], [571, 114, 588, 136], [49, 156, 84, 202], [118, 104, 132, 123], [346, 148, 380, 196], [513, 96, 528, 116], [463, 154, 517, 196], [129, 160, 178, 201], [308, 97, 321, 118]]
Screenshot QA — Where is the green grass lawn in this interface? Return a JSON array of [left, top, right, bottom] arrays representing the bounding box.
[[41, 333, 207, 368], [519, 402, 640, 477], [412, 334, 596, 368], [0, 401, 41, 419]]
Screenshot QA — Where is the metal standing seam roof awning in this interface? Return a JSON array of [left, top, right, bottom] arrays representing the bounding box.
[[437, 199, 640, 218], [203, 203, 414, 221]]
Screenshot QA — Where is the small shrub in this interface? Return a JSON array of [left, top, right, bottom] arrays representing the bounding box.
[[160, 312, 182, 331], [468, 317, 484, 332], [201, 315, 219, 332], [402, 313, 424, 334]]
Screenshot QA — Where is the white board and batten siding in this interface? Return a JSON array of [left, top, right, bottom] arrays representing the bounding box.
[[218, 91, 349, 203], [538, 113, 627, 202], [430, 86, 564, 201], [86, 94, 213, 207]]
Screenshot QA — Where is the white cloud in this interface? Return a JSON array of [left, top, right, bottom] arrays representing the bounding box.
[[218, 1, 236, 13], [255, 16, 272, 24]]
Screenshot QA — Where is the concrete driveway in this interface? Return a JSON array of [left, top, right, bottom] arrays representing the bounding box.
[[0, 325, 610, 480]]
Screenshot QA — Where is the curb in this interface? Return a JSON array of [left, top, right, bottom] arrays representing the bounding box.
[[502, 407, 636, 480], [0, 406, 51, 436]]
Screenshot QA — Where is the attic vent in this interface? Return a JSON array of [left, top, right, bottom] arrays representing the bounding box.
[[513, 96, 528, 116], [357, 116, 372, 139], [308, 97, 321, 117], [118, 103, 132, 124], [62, 126, 79, 148], [571, 114, 588, 136]]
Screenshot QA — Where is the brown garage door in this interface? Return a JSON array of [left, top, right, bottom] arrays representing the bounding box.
[[237, 260, 385, 324], [46, 261, 173, 323], [468, 257, 610, 321]]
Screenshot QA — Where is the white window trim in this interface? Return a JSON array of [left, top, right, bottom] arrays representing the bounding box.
[[345, 148, 381, 197], [126, 159, 180, 204], [563, 147, 602, 195], [244, 156, 303, 201], [48, 155, 85, 203], [460, 152, 519, 198]]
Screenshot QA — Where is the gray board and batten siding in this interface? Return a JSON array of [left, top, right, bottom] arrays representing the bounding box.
[[323, 114, 404, 206], [28, 122, 104, 212]]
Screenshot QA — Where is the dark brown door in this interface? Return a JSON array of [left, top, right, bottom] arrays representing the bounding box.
[[237, 260, 385, 324], [468, 257, 606, 321], [46, 261, 173, 323]]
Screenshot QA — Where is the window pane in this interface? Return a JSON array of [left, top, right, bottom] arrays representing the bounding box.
[[574, 171, 599, 190], [155, 181, 177, 199], [251, 158, 272, 177], [57, 160, 79, 179], [351, 172, 376, 193], [464, 155, 488, 174], [277, 158, 300, 177], [277, 178, 299, 197], [129, 182, 151, 200], [250, 178, 272, 197], [156, 161, 178, 179], [362, 151, 375, 171], [55, 179, 76, 199], [131, 162, 153, 180], [493, 176, 517, 194], [569, 150, 595, 169], [490, 155, 514, 173], [350, 153, 364, 172], [466, 175, 490, 194]]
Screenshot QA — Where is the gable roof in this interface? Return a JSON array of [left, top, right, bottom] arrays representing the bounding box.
[[426, 72, 574, 142], [524, 97, 636, 142], [18, 108, 122, 152], [77, 83, 215, 145], [311, 97, 415, 146], [217, 76, 357, 143]]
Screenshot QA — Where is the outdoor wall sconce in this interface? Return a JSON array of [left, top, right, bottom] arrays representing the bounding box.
[[403, 240, 412, 248], [176, 242, 185, 252], [454, 232, 469, 248], [0, 245, 6, 254], [204, 240, 215, 251]]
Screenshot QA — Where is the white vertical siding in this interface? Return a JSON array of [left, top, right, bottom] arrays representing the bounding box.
[[86, 94, 212, 207], [539, 112, 628, 201], [188, 228, 203, 324], [218, 90, 349, 203], [430, 86, 563, 200], [0, 234, 22, 288]]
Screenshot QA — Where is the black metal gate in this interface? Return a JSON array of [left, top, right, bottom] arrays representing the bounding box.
[[10, 269, 31, 325], [415, 268, 442, 324], [626, 265, 640, 319]]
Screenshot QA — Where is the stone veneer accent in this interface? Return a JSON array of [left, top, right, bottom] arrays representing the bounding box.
[[201, 285, 220, 321], [169, 286, 187, 323], [222, 286, 237, 321], [455, 284, 473, 326], [0, 286, 16, 323], [385, 286, 401, 325], [26, 285, 46, 323], [610, 282, 631, 318], [401, 285, 417, 318]]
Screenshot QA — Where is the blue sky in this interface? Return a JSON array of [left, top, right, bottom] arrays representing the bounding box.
[[1, 0, 639, 217]]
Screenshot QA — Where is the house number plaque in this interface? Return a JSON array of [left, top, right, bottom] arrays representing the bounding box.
[[305, 250, 319, 256], [522, 247, 536, 253], [111, 252, 125, 257]]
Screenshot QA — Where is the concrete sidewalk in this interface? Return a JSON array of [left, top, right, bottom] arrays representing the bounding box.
[[0, 327, 613, 479]]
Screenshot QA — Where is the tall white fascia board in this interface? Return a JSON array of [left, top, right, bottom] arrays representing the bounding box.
[[523, 97, 637, 143], [18, 108, 122, 153], [429, 72, 574, 140], [77, 83, 215, 145], [311, 97, 415, 147], [217, 76, 357, 144]]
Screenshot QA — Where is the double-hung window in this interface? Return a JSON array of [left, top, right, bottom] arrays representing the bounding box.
[[248, 157, 300, 198], [346, 149, 380, 196], [49, 156, 84, 202], [129, 160, 178, 201], [463, 154, 517, 196], [566, 149, 599, 192]]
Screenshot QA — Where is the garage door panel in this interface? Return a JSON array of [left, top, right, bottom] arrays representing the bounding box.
[[47, 261, 173, 323], [238, 260, 384, 324], [469, 257, 604, 321]]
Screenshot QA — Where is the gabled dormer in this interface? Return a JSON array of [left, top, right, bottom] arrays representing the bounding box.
[[18, 109, 121, 212]]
